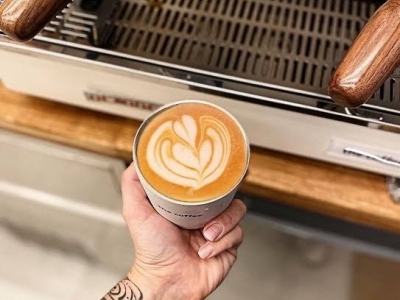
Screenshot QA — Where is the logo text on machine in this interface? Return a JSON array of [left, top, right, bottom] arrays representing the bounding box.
[[84, 91, 161, 112]]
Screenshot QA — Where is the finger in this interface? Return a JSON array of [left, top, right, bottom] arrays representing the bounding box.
[[198, 225, 244, 259], [202, 199, 247, 242], [121, 163, 156, 224], [225, 247, 238, 266], [227, 247, 238, 258]]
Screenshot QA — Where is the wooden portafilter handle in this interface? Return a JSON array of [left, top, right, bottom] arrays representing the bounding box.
[[329, 0, 400, 108], [0, 0, 71, 42]]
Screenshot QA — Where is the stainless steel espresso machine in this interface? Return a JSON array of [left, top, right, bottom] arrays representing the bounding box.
[[1, 0, 400, 178]]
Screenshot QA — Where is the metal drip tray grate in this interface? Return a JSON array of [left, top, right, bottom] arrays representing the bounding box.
[[41, 0, 400, 111]]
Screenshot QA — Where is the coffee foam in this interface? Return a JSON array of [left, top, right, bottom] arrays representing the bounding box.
[[137, 102, 248, 202], [147, 114, 231, 189]]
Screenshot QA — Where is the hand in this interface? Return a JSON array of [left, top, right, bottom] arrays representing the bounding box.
[[121, 163, 247, 300]]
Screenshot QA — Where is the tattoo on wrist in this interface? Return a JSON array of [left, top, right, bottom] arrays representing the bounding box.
[[102, 278, 143, 300]]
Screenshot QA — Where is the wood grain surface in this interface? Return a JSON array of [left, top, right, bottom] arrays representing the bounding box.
[[0, 0, 71, 42], [329, 0, 400, 107], [0, 84, 399, 233]]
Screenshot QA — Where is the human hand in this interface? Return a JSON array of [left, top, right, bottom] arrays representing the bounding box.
[[120, 163, 246, 300]]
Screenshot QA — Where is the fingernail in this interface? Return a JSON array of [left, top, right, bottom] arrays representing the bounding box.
[[203, 223, 223, 241], [198, 244, 213, 259]]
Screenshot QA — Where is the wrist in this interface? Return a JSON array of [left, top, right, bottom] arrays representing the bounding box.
[[128, 265, 186, 300]]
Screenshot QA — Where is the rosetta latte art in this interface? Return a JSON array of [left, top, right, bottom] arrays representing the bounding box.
[[147, 115, 231, 190]]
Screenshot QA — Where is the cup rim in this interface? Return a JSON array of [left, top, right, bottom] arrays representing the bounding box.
[[132, 100, 250, 206]]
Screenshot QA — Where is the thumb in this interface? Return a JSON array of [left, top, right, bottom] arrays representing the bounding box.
[[121, 163, 156, 226]]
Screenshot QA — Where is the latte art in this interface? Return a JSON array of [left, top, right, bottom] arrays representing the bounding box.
[[147, 115, 231, 189], [136, 102, 248, 203]]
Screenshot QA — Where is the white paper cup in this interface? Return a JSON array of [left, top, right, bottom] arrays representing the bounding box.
[[132, 100, 250, 229]]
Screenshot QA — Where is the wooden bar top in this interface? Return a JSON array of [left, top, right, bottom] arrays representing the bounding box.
[[1, 84, 399, 233]]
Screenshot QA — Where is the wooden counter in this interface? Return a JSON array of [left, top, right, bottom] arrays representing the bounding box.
[[1, 84, 399, 233]]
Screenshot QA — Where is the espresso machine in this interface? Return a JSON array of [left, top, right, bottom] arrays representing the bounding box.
[[1, 0, 400, 177]]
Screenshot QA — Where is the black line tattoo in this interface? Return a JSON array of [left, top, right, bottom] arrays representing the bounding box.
[[102, 278, 143, 300]]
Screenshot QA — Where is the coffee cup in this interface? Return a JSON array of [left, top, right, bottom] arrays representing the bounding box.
[[132, 100, 250, 229]]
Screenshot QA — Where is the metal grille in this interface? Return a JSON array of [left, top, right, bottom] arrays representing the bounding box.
[[42, 0, 400, 110], [43, 8, 98, 42]]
